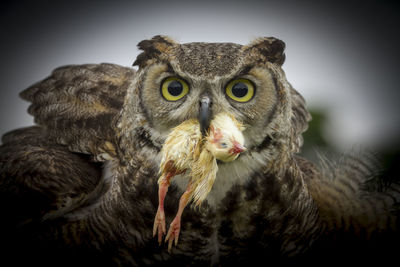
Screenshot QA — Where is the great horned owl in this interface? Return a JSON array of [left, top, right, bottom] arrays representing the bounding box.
[[0, 36, 399, 266]]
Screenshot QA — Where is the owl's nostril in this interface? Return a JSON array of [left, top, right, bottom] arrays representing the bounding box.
[[198, 96, 212, 137]]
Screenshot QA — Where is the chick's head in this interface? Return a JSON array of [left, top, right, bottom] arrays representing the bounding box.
[[206, 113, 246, 162]]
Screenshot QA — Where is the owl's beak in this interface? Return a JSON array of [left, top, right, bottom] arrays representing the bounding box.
[[198, 96, 211, 137]]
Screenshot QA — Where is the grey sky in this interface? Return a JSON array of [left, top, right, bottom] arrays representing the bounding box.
[[1, 0, 399, 150]]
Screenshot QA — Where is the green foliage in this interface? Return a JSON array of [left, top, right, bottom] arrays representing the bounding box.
[[300, 109, 336, 162], [301, 108, 400, 186]]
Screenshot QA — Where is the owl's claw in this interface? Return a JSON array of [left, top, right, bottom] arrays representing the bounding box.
[[165, 216, 181, 252], [153, 208, 166, 245]]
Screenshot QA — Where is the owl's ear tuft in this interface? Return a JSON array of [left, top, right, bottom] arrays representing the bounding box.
[[243, 37, 286, 65], [133, 35, 177, 68]]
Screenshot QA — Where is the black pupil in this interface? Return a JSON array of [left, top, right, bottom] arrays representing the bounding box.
[[232, 82, 248, 98], [168, 81, 183, 96]]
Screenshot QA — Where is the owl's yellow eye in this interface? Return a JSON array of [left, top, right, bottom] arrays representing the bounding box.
[[161, 77, 189, 101], [225, 79, 255, 102]]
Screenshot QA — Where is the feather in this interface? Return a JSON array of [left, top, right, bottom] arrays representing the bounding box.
[[20, 63, 135, 160], [1, 36, 399, 265], [154, 113, 246, 250], [189, 148, 218, 206]]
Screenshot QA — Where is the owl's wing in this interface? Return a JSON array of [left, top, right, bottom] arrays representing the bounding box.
[[0, 126, 106, 225], [0, 125, 117, 266], [20, 63, 135, 161], [1, 63, 134, 226]]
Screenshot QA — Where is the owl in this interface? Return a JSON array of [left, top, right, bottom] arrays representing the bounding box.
[[0, 35, 399, 266]]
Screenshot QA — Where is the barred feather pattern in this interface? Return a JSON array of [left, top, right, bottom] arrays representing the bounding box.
[[1, 36, 399, 266], [20, 63, 135, 161], [45, 152, 322, 265], [308, 149, 400, 240]]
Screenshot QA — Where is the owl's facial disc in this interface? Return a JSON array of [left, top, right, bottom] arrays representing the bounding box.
[[139, 59, 279, 153]]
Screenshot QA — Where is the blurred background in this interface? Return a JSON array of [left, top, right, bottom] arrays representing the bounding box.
[[1, 0, 399, 175]]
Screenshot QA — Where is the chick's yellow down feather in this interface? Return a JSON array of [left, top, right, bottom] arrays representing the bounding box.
[[188, 147, 218, 207], [154, 113, 246, 251], [158, 119, 201, 180]]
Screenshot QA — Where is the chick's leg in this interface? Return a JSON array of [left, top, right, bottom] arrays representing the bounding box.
[[153, 172, 173, 245], [165, 181, 192, 252]]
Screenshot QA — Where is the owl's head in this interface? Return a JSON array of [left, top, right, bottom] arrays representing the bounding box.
[[118, 35, 310, 172]]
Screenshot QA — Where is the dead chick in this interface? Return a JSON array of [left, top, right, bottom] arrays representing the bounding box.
[[153, 118, 200, 245], [153, 113, 246, 251]]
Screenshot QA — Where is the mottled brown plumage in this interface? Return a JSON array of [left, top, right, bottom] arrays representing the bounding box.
[[0, 35, 399, 266]]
